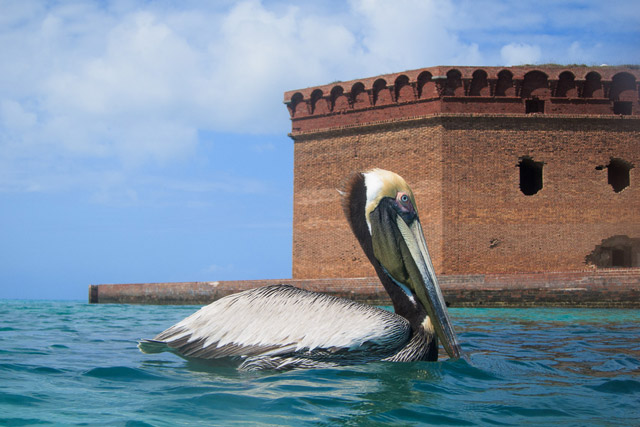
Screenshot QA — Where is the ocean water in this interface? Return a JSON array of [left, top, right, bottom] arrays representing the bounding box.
[[1, 300, 639, 426]]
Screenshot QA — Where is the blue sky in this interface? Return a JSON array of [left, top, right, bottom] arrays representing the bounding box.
[[1, 0, 639, 300]]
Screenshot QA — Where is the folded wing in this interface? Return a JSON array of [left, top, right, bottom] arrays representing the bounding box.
[[139, 285, 410, 363]]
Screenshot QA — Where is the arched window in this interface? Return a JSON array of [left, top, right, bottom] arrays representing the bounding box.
[[289, 92, 305, 117], [330, 86, 348, 111], [310, 89, 324, 114], [372, 79, 390, 105], [555, 71, 576, 97], [469, 69, 488, 96], [394, 75, 413, 102], [582, 72, 602, 98], [610, 73, 636, 115], [495, 70, 513, 96], [610, 72, 636, 100], [444, 69, 462, 96], [350, 82, 369, 108], [521, 71, 549, 99], [417, 71, 434, 98]]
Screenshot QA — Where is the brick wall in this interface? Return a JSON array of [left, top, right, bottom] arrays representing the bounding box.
[[293, 120, 445, 278], [440, 115, 640, 274], [89, 269, 640, 308], [287, 65, 640, 279]]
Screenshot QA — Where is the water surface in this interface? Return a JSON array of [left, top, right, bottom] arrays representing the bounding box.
[[1, 300, 639, 425]]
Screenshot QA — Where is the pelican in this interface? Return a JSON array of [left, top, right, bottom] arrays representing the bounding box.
[[139, 169, 461, 371]]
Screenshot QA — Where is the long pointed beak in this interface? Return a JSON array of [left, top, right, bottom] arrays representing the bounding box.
[[394, 217, 462, 359]]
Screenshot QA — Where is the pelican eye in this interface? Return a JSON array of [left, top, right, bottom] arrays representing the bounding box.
[[395, 192, 416, 222]]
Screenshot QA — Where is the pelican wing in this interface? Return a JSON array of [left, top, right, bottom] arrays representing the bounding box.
[[139, 285, 410, 361]]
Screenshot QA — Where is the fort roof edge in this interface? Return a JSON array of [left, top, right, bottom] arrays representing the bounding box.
[[283, 64, 640, 101]]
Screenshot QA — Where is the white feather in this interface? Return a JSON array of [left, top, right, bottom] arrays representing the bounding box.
[[363, 170, 385, 234], [155, 286, 409, 357]]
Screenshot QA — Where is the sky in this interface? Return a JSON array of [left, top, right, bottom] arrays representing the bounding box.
[[1, 0, 639, 300]]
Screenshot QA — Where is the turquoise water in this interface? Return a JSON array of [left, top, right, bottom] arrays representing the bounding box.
[[1, 300, 639, 426]]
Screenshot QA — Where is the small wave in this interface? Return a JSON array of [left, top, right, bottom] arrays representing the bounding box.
[[124, 421, 154, 427], [49, 344, 69, 349], [0, 391, 45, 407], [492, 405, 571, 418], [442, 358, 502, 382], [0, 363, 65, 375], [33, 366, 66, 375], [0, 417, 52, 426], [589, 378, 640, 395], [83, 366, 164, 382]]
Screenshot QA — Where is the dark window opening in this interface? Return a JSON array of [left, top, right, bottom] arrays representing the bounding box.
[[611, 248, 629, 267], [613, 101, 632, 115], [607, 158, 633, 193], [586, 235, 640, 268], [525, 99, 545, 113], [372, 79, 388, 105], [583, 72, 602, 98], [495, 70, 513, 96], [518, 157, 543, 195], [309, 89, 324, 113]]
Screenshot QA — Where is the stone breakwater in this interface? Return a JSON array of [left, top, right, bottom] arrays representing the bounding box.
[[89, 269, 640, 308]]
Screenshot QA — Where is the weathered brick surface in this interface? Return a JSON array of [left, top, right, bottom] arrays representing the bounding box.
[[293, 121, 445, 278], [89, 269, 640, 308], [285, 65, 640, 133], [288, 65, 640, 279]]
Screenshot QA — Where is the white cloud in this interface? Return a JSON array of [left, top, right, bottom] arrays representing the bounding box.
[[0, 99, 37, 131], [349, 0, 483, 71], [500, 43, 542, 66], [0, 0, 638, 198]]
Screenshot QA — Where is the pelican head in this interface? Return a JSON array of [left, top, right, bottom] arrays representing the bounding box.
[[343, 168, 461, 359]]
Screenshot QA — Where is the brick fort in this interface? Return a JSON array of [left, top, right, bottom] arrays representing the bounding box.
[[284, 65, 640, 280]]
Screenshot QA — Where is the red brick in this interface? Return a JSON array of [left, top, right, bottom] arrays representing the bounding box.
[[287, 65, 640, 278]]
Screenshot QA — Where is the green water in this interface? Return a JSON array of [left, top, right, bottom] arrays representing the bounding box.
[[1, 300, 639, 425]]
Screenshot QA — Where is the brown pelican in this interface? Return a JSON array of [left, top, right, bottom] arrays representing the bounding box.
[[139, 169, 461, 371]]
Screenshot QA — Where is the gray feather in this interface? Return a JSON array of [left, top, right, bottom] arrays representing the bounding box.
[[139, 284, 412, 369]]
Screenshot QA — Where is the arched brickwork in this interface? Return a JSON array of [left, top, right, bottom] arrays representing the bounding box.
[[394, 75, 414, 103], [372, 79, 392, 105], [351, 82, 369, 109], [495, 70, 514, 96], [469, 69, 489, 96], [610, 72, 637, 101], [284, 65, 640, 124], [583, 72, 603, 98], [417, 71, 436, 99], [289, 92, 306, 117], [556, 71, 577, 97], [330, 86, 349, 112], [309, 89, 326, 114], [445, 69, 463, 96], [521, 71, 549, 98]]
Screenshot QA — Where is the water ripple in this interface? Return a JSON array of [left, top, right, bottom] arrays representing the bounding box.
[[1, 301, 639, 425]]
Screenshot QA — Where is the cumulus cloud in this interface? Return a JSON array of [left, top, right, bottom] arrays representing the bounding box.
[[500, 43, 542, 66], [0, 0, 638, 197], [350, 0, 482, 72]]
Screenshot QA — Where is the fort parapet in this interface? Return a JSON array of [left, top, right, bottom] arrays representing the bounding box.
[[285, 65, 639, 133]]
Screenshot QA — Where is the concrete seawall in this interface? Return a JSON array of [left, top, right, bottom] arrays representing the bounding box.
[[89, 269, 640, 308]]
